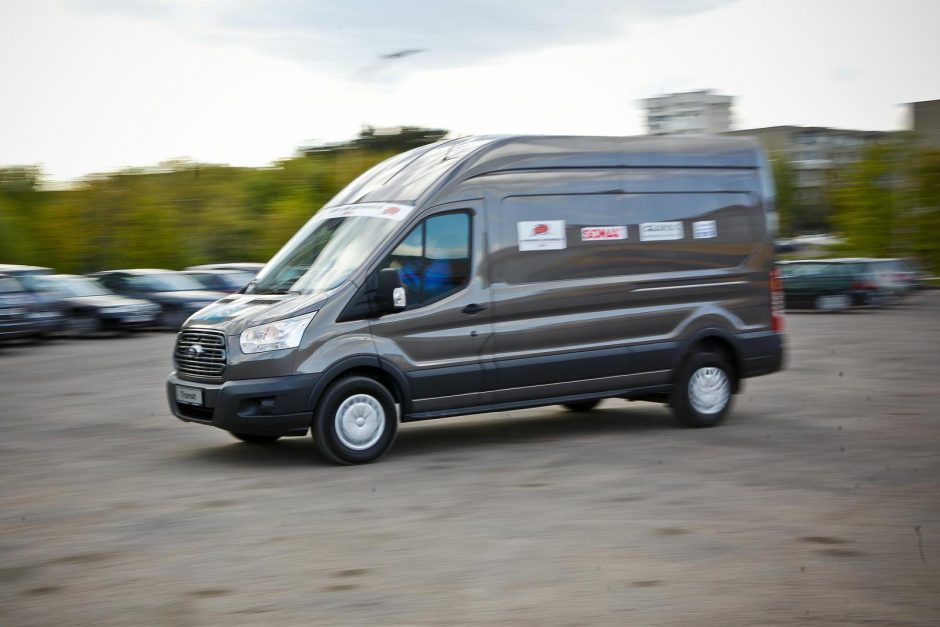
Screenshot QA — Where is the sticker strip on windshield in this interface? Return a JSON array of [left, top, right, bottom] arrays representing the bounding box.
[[314, 203, 415, 222]]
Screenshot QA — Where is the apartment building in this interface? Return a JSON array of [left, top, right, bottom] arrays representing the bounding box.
[[642, 90, 733, 136]]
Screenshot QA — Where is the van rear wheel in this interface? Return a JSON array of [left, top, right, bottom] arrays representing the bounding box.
[[671, 351, 735, 428], [562, 400, 601, 412], [313, 376, 398, 464]]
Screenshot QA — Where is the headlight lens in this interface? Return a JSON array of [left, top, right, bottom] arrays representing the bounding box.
[[239, 312, 316, 354]]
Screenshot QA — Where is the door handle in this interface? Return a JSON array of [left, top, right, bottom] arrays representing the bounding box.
[[461, 303, 486, 315]]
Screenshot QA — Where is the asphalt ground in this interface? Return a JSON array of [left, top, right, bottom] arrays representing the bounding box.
[[1, 292, 939, 625]]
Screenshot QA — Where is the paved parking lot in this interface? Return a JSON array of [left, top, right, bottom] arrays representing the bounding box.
[[2, 293, 939, 625]]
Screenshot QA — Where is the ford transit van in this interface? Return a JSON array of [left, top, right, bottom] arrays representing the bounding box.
[[167, 135, 785, 464]]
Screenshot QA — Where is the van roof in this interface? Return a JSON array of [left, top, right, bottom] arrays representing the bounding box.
[[327, 134, 764, 208]]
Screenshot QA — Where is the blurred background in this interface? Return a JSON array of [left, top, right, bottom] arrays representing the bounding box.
[[2, 1, 939, 625], [1, 0, 938, 279]]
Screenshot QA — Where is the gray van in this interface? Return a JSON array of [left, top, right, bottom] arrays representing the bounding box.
[[166, 135, 785, 464]]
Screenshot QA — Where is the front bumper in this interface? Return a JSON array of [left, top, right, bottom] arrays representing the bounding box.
[[0, 309, 61, 337], [0, 318, 47, 339], [100, 311, 158, 329], [167, 372, 321, 437]]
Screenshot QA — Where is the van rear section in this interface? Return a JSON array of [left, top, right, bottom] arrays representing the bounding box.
[[167, 135, 785, 464]]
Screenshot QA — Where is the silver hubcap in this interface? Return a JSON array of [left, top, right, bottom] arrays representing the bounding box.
[[688, 366, 730, 415], [335, 394, 385, 451]]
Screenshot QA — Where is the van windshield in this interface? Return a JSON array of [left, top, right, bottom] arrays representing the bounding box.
[[248, 203, 414, 295]]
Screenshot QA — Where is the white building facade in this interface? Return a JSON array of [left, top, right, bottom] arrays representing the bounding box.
[[643, 90, 734, 136]]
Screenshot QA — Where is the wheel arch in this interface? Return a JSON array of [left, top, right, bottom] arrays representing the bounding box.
[[306, 356, 411, 420], [672, 328, 743, 393]]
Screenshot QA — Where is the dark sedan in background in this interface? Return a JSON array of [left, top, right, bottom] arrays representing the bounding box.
[[185, 262, 264, 275], [32, 275, 160, 335], [0, 264, 66, 334], [0, 274, 52, 341], [90, 269, 226, 330], [181, 268, 254, 293], [778, 259, 900, 310]]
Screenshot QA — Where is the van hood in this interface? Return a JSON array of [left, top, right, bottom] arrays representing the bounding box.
[[184, 289, 335, 335]]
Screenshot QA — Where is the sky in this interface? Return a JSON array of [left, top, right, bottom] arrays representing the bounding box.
[[1, 0, 938, 181]]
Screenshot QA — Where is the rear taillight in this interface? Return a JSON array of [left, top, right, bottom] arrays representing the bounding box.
[[853, 280, 876, 291], [770, 268, 785, 332]]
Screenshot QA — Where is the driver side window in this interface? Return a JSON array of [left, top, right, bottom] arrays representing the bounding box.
[[380, 212, 471, 308]]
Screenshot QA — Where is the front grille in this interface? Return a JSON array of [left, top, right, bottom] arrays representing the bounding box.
[[175, 330, 227, 378]]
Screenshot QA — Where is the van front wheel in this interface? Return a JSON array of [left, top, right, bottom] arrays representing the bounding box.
[[670, 352, 735, 428], [313, 376, 398, 464]]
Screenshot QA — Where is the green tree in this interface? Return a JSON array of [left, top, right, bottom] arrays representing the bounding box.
[[905, 149, 940, 274], [0, 166, 44, 264], [770, 156, 797, 236], [0, 127, 451, 272], [831, 144, 905, 258]]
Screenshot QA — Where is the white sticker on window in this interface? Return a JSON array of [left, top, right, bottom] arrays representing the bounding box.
[[693, 220, 718, 239], [639, 221, 684, 241], [581, 226, 627, 241], [518, 220, 567, 251], [314, 202, 414, 222]]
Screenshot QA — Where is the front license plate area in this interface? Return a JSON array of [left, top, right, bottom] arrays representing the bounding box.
[[175, 386, 203, 406]]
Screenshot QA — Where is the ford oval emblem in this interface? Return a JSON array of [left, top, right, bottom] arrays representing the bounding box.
[[187, 344, 204, 358]]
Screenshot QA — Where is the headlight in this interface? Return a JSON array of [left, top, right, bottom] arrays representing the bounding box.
[[239, 312, 316, 354]]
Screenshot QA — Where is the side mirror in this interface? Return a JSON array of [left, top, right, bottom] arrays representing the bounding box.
[[376, 268, 406, 313]]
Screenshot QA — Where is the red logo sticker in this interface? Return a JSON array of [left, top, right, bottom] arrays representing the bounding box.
[[532, 223, 549, 236], [382, 206, 400, 215], [581, 226, 627, 241]]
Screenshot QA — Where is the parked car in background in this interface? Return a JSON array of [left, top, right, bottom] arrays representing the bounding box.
[[0, 274, 53, 341], [90, 269, 226, 330], [774, 238, 800, 254], [185, 262, 264, 275], [0, 264, 66, 334], [870, 258, 920, 296], [778, 260, 855, 310], [0, 264, 54, 280], [181, 269, 254, 293], [778, 259, 899, 310], [32, 274, 160, 335]]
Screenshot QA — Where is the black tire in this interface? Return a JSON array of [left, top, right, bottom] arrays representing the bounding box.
[[670, 351, 736, 428], [231, 433, 281, 444], [313, 376, 398, 464], [562, 400, 601, 412]]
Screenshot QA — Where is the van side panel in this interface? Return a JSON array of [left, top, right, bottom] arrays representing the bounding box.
[[483, 168, 771, 403]]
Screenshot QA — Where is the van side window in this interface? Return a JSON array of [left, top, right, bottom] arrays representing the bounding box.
[[380, 212, 471, 307]]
